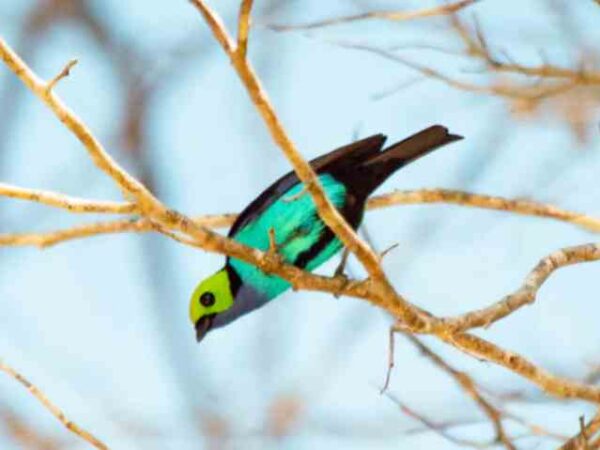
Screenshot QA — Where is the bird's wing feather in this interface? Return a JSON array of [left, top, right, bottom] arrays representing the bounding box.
[[228, 134, 386, 237]]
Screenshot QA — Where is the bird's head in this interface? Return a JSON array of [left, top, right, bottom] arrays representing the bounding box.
[[189, 268, 235, 343]]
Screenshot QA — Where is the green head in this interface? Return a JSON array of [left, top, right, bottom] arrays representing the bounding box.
[[189, 268, 235, 342]]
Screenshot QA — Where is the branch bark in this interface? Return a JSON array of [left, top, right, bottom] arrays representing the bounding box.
[[0, 360, 109, 450]]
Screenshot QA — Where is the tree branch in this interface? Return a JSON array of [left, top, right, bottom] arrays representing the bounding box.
[[440, 243, 600, 333], [406, 335, 515, 449], [266, 0, 479, 31], [0, 182, 137, 214], [0, 360, 108, 450]]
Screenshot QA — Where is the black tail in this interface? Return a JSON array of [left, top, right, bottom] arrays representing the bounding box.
[[357, 125, 462, 196]]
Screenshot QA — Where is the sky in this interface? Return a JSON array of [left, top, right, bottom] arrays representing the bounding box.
[[1, 0, 600, 449]]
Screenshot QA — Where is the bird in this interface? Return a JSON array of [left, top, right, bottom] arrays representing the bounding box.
[[190, 125, 462, 342]]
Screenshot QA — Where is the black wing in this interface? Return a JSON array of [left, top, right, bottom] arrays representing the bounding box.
[[228, 134, 387, 237]]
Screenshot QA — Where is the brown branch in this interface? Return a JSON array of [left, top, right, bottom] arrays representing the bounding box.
[[0, 360, 108, 450], [45, 58, 78, 93], [559, 411, 600, 450], [0, 36, 166, 218], [331, 40, 578, 101], [266, 0, 478, 31], [444, 333, 600, 403], [236, 0, 254, 59], [440, 243, 600, 333], [1, 187, 599, 249], [386, 394, 495, 448], [451, 16, 600, 85], [368, 189, 600, 234], [0, 182, 137, 214], [406, 335, 515, 449]]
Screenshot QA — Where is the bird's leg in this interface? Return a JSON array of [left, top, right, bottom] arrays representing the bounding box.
[[333, 248, 350, 298], [380, 325, 397, 394], [267, 227, 278, 254], [264, 228, 285, 273]]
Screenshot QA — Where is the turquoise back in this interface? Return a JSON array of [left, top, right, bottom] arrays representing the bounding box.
[[230, 174, 347, 299]]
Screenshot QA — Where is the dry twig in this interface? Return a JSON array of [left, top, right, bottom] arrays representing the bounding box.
[[405, 335, 515, 449], [266, 0, 478, 31], [441, 243, 600, 333], [0, 360, 108, 450]]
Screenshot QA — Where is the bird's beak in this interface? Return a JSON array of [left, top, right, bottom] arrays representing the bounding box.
[[195, 314, 215, 343]]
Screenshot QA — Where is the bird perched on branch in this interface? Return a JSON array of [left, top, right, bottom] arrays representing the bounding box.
[[190, 125, 462, 342]]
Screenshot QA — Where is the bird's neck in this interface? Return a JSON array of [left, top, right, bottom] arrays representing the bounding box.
[[224, 263, 242, 297]]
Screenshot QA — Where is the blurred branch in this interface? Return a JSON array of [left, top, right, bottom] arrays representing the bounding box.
[[405, 335, 515, 449], [0, 360, 108, 450], [559, 411, 600, 449], [451, 16, 600, 85], [265, 0, 478, 31], [331, 40, 578, 101], [441, 243, 600, 333], [1, 409, 65, 450], [386, 393, 496, 448]]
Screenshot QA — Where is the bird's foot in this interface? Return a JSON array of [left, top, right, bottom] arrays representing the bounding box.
[[262, 228, 285, 274], [332, 248, 350, 298], [332, 272, 350, 299]]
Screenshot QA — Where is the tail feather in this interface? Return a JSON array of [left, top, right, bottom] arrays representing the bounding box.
[[359, 125, 462, 195]]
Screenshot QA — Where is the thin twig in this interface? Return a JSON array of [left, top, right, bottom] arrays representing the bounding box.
[[0, 182, 137, 214], [45, 58, 78, 93], [237, 0, 254, 59], [367, 189, 600, 234], [266, 0, 478, 31], [559, 411, 600, 450], [440, 243, 600, 333], [0, 37, 165, 217], [0, 360, 109, 450], [405, 335, 516, 449], [386, 394, 495, 449]]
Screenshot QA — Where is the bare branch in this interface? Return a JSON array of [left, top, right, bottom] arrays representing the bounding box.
[[237, 0, 254, 59], [386, 394, 495, 448], [45, 58, 78, 93], [440, 243, 600, 333], [444, 332, 600, 403], [0, 36, 165, 217], [0, 213, 237, 248], [368, 189, 600, 234], [330, 40, 578, 101], [1, 187, 599, 249], [266, 0, 479, 31], [405, 335, 515, 449], [451, 16, 600, 85], [559, 411, 600, 450], [0, 182, 137, 214], [0, 360, 109, 450]]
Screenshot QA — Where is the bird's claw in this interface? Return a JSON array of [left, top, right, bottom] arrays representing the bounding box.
[[333, 272, 350, 298]]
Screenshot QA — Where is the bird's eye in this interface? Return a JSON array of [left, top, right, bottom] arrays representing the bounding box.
[[200, 292, 216, 307]]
